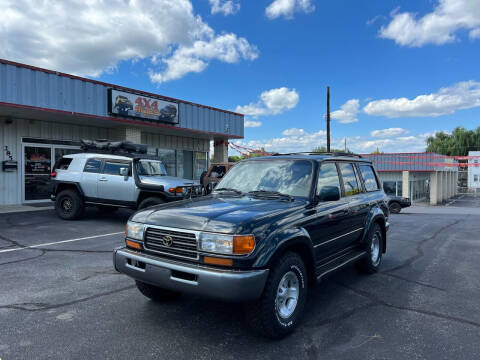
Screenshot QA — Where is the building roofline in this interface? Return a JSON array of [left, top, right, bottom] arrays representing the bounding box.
[[0, 101, 243, 139], [0, 58, 244, 117]]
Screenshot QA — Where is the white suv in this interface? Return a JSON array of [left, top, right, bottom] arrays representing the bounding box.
[[51, 152, 202, 220]]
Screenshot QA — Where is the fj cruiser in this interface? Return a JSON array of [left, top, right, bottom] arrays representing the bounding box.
[[51, 140, 203, 220], [114, 153, 389, 338]]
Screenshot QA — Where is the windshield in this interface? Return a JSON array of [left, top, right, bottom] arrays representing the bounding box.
[[136, 160, 167, 176], [215, 159, 313, 197]]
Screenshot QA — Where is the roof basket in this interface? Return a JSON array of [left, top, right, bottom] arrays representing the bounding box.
[[272, 151, 363, 158], [80, 139, 148, 155]]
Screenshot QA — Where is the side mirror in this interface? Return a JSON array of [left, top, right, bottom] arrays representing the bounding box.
[[119, 167, 129, 180], [317, 186, 340, 202]]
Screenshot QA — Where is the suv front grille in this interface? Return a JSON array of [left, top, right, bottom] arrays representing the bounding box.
[[144, 227, 198, 260]]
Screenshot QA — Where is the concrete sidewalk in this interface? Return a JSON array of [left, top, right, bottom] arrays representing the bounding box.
[[0, 203, 54, 214], [403, 205, 480, 216]]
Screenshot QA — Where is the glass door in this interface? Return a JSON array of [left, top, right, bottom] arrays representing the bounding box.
[[23, 144, 53, 202]]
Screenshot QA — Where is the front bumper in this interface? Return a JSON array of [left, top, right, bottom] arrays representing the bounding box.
[[113, 247, 269, 302]]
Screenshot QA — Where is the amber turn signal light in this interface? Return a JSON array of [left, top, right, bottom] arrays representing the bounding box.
[[233, 235, 255, 255], [126, 239, 142, 250], [204, 256, 233, 266]]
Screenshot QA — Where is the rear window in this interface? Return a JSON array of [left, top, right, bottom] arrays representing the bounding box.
[[53, 158, 72, 171], [359, 164, 380, 191], [338, 163, 362, 196], [84, 158, 102, 173]]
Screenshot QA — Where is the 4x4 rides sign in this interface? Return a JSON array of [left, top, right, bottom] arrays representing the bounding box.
[[108, 88, 179, 124]]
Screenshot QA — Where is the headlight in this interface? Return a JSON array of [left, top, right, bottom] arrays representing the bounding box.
[[126, 221, 144, 241], [199, 233, 255, 255]]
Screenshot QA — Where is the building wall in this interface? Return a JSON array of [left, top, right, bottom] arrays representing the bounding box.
[[0, 117, 116, 205], [0, 117, 212, 205], [468, 151, 480, 189], [0, 61, 244, 138]]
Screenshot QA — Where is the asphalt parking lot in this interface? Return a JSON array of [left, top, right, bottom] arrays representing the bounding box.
[[1, 200, 480, 360]]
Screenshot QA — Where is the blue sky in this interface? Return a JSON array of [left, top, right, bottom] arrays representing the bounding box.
[[2, 0, 480, 154]]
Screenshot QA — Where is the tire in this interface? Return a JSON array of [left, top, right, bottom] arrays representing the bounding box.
[[96, 205, 117, 213], [357, 223, 383, 274], [244, 252, 308, 339], [200, 171, 207, 187], [389, 202, 402, 214], [135, 281, 181, 301], [55, 189, 85, 220], [138, 197, 165, 210]]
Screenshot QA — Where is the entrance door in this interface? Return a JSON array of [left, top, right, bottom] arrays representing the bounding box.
[[23, 143, 81, 202], [23, 144, 52, 202]]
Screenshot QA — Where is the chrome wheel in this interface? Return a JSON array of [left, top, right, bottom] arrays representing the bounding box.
[[370, 231, 381, 266], [275, 271, 299, 319]]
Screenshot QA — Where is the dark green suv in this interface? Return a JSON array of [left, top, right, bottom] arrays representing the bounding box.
[[114, 153, 390, 338]]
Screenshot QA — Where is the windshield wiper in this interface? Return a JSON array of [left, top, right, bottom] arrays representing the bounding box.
[[248, 190, 294, 201], [214, 187, 244, 195]]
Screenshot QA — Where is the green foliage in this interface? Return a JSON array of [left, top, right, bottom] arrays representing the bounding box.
[[312, 146, 351, 153], [426, 127, 480, 156], [228, 155, 242, 162], [371, 147, 383, 154]]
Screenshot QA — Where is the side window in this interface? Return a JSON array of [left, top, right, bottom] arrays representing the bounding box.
[[338, 163, 361, 196], [103, 161, 129, 176], [316, 163, 341, 201], [54, 158, 72, 171], [359, 165, 380, 191], [84, 158, 102, 173]]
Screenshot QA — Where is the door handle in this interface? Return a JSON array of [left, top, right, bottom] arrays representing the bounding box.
[[99, 177, 108, 182]]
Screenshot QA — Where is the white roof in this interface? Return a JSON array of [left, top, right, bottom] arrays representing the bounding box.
[[65, 153, 134, 161]]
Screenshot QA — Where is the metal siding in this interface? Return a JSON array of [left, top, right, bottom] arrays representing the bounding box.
[[0, 63, 243, 138]]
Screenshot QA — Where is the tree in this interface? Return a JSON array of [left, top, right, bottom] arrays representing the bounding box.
[[228, 155, 242, 162], [312, 146, 351, 153], [371, 147, 383, 154], [426, 127, 480, 156]]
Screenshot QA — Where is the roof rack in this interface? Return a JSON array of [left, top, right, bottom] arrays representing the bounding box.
[[80, 139, 159, 160], [271, 152, 363, 158]]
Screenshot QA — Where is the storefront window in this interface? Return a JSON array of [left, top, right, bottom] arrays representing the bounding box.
[[157, 149, 176, 176], [396, 181, 402, 196], [193, 152, 207, 180]]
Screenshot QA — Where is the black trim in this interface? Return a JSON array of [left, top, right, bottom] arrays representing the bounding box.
[[22, 137, 81, 146], [51, 180, 84, 197], [84, 197, 137, 208]]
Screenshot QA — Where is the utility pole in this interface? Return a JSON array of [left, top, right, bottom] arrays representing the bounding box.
[[326, 86, 331, 152], [344, 137, 347, 152]]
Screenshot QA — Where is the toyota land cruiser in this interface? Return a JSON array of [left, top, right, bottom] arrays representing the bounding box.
[[114, 153, 389, 338]]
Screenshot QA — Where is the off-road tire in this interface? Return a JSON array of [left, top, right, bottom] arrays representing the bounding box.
[[357, 223, 383, 274], [55, 189, 85, 220], [138, 197, 165, 210], [135, 281, 181, 301], [244, 252, 308, 339], [389, 202, 402, 214]]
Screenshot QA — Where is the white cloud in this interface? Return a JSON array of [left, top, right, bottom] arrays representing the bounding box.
[[209, 0, 240, 16], [232, 130, 433, 155], [150, 33, 258, 83], [244, 120, 262, 128], [265, 0, 315, 20], [370, 128, 410, 138], [331, 99, 360, 123], [235, 87, 299, 117], [470, 28, 480, 39], [363, 81, 480, 118], [380, 0, 480, 47], [0, 0, 257, 82], [282, 128, 306, 136]]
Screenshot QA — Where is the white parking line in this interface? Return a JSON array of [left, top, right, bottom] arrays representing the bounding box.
[[0, 232, 124, 254]]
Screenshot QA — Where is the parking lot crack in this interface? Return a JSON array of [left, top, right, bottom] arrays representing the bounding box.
[[335, 281, 480, 329], [378, 272, 446, 292], [383, 219, 462, 273], [0, 285, 135, 312]]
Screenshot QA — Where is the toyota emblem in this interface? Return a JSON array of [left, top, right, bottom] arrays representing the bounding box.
[[162, 235, 173, 247]]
